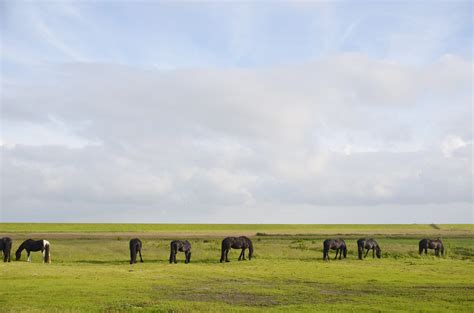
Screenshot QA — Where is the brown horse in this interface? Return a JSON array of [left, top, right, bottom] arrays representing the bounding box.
[[169, 240, 191, 264], [0, 237, 12, 262], [323, 239, 347, 261], [220, 236, 253, 263], [129, 238, 143, 264], [419, 238, 444, 256], [357, 238, 381, 259]]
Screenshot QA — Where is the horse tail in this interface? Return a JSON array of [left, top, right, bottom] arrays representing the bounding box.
[[169, 241, 175, 263], [440, 244, 445, 256], [220, 239, 227, 263], [323, 240, 329, 260], [4, 238, 12, 262], [130, 240, 137, 264], [44, 242, 51, 264], [247, 238, 254, 260], [357, 240, 363, 260], [343, 245, 347, 258]]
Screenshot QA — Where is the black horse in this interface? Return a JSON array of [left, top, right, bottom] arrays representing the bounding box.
[[323, 239, 347, 261], [419, 238, 444, 256], [0, 237, 12, 262], [129, 238, 143, 264], [220, 236, 253, 263], [15, 239, 51, 263], [169, 240, 191, 264], [357, 238, 381, 260]]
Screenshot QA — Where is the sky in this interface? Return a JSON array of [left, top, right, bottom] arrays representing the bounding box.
[[0, 1, 472, 223]]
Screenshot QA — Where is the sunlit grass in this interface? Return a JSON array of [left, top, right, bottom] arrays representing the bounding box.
[[1, 224, 473, 312]]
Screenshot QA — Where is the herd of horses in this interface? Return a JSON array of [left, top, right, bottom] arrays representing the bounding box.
[[1, 236, 445, 264]]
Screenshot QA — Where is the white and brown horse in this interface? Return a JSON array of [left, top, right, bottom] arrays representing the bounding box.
[[15, 239, 51, 263]]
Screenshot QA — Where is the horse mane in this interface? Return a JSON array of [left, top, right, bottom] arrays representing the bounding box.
[[16, 239, 30, 255]]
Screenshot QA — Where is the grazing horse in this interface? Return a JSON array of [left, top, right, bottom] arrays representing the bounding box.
[[0, 237, 12, 262], [169, 240, 192, 264], [419, 238, 444, 256], [15, 239, 51, 263], [323, 239, 347, 261], [357, 238, 381, 260], [220, 236, 253, 263], [129, 238, 143, 264]]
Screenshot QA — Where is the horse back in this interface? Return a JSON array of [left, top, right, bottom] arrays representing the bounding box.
[[130, 238, 142, 250], [0, 237, 10, 250]]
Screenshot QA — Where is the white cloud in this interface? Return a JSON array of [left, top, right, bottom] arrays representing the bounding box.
[[1, 54, 472, 222], [441, 135, 468, 158]]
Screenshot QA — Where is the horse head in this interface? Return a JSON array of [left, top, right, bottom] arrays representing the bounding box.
[[376, 246, 382, 258], [15, 249, 22, 261]]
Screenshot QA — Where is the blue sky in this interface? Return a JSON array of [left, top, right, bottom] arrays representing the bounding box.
[[1, 1, 472, 223], [2, 1, 472, 70]]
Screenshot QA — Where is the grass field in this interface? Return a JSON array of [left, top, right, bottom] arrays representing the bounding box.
[[1, 224, 473, 312]]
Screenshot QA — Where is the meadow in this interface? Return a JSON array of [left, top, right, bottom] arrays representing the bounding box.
[[1, 224, 473, 312]]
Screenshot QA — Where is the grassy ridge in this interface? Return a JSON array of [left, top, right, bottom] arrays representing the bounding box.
[[1, 224, 473, 312], [1, 223, 472, 234]]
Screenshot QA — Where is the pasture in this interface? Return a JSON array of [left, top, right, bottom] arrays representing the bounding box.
[[1, 224, 473, 312]]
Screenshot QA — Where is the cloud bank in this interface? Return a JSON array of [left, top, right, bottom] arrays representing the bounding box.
[[1, 54, 472, 222]]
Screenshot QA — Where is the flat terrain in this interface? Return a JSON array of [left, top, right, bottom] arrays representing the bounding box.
[[1, 224, 473, 312]]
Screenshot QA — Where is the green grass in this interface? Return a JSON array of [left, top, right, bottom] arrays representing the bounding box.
[[1, 224, 473, 312]]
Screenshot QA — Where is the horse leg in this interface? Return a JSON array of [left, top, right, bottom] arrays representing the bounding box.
[[372, 248, 375, 258], [334, 249, 338, 260], [138, 249, 143, 263], [364, 248, 370, 258], [339, 249, 342, 260], [225, 249, 230, 262], [220, 248, 225, 263], [27, 251, 31, 262], [242, 248, 246, 260]]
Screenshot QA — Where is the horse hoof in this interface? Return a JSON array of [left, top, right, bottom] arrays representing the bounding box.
[[226, 260, 230, 263]]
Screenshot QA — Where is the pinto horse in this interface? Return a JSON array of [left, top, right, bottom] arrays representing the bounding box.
[[357, 238, 381, 260], [220, 236, 253, 263], [323, 239, 347, 261], [129, 238, 143, 264], [0, 237, 12, 262], [15, 239, 51, 263], [169, 240, 191, 264], [419, 238, 444, 257]]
